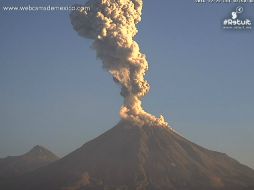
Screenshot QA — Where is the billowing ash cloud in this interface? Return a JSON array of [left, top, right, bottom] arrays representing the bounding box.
[[70, 0, 169, 128]]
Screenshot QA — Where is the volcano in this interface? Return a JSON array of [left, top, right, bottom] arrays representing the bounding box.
[[2, 123, 254, 190], [0, 145, 58, 183]]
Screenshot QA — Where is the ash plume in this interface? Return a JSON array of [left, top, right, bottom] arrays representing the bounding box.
[[70, 0, 169, 128]]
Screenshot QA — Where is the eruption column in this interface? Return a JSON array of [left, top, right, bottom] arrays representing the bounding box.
[[70, 0, 169, 128]]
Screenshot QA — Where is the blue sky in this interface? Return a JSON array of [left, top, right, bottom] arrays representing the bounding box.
[[0, 1, 254, 168]]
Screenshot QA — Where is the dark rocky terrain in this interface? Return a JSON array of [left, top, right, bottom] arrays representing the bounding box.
[[1, 122, 254, 190]]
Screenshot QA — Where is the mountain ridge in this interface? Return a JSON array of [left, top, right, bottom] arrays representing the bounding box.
[[0, 145, 59, 182], [1, 123, 254, 190]]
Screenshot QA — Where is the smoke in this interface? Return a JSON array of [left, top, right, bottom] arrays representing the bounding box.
[[70, 0, 169, 128]]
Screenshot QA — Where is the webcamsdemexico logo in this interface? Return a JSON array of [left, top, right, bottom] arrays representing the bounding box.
[[223, 6, 252, 30]]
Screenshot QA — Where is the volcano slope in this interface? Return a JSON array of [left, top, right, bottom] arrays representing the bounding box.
[[2, 122, 254, 190]]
